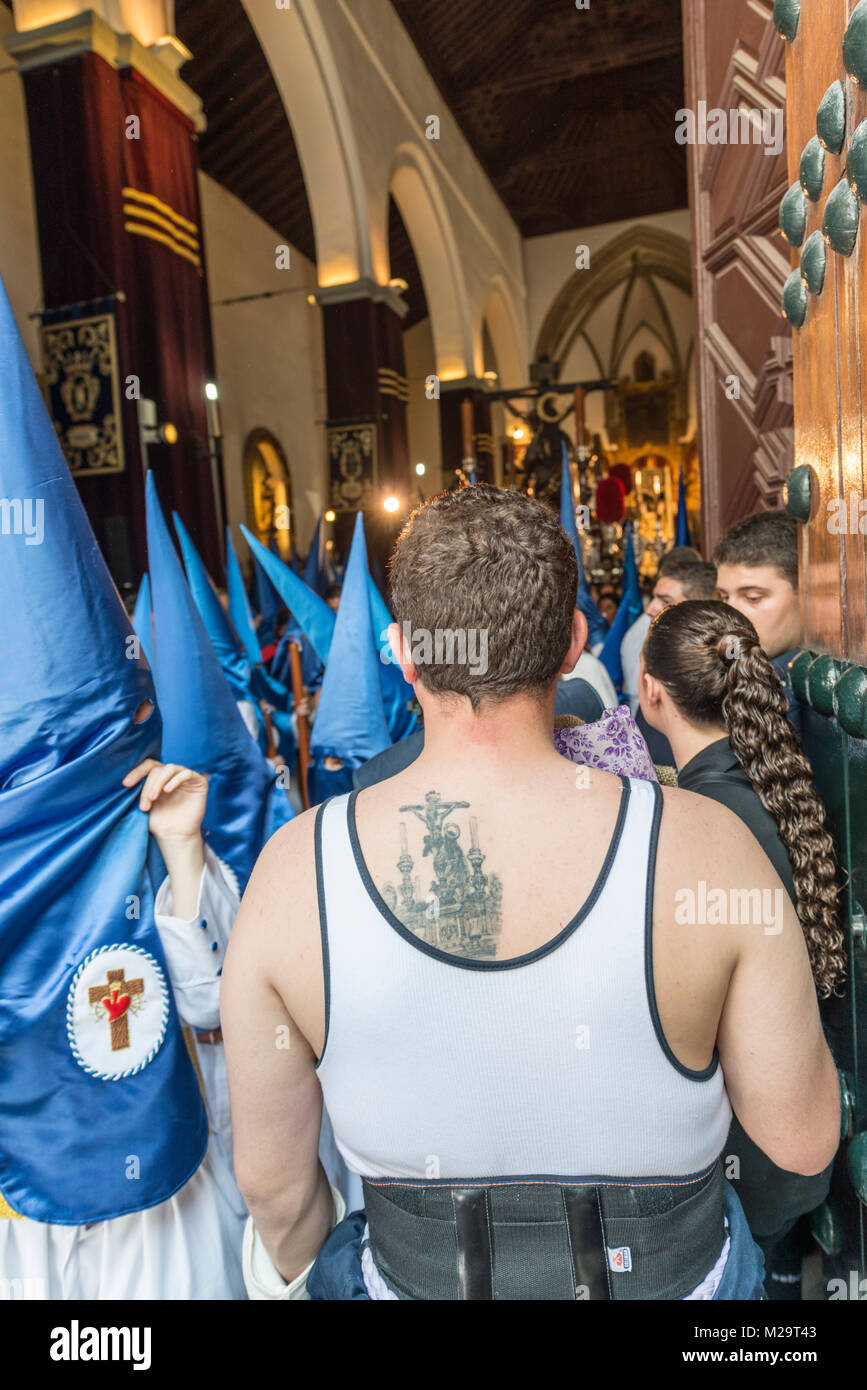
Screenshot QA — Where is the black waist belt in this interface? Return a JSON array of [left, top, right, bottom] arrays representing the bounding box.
[[362, 1160, 725, 1300]]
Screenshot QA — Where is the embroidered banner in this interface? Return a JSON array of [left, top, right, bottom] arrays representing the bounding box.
[[40, 310, 125, 475], [328, 423, 378, 511]]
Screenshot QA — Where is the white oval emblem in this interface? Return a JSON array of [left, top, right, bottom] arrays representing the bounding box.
[[66, 944, 169, 1081]]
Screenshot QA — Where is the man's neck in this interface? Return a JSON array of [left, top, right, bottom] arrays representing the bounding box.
[[415, 691, 560, 772]]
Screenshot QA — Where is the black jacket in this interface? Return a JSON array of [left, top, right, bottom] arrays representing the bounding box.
[[677, 738, 796, 906], [676, 737, 832, 1245]]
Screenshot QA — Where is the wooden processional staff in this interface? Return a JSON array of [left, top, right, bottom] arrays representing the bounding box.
[[288, 641, 311, 811]]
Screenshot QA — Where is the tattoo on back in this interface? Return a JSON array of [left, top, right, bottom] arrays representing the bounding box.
[[377, 790, 503, 959]]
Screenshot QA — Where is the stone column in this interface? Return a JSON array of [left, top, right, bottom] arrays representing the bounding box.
[[6, 4, 221, 584]]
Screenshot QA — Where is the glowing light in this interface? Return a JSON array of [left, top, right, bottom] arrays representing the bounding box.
[[162, 422, 178, 445], [483, 370, 498, 382], [415, 463, 426, 476], [389, 278, 409, 293], [325, 509, 336, 522], [205, 382, 218, 401], [383, 495, 400, 513], [306, 294, 317, 306], [512, 427, 525, 441]]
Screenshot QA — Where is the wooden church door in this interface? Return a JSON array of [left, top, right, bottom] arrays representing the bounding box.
[[776, 0, 867, 1287]]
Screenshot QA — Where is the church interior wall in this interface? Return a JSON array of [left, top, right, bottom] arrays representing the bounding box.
[[199, 172, 327, 559], [523, 210, 697, 447], [403, 317, 443, 498], [293, 0, 528, 374]]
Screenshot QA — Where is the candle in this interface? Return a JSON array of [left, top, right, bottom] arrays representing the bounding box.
[[399, 822, 408, 855], [461, 399, 475, 462], [573, 388, 586, 450], [470, 816, 479, 849]]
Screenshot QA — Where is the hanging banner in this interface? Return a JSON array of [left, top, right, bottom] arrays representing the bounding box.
[[328, 422, 378, 511], [40, 310, 125, 475]]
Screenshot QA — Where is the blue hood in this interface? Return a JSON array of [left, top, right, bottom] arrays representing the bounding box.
[[0, 275, 207, 1223]]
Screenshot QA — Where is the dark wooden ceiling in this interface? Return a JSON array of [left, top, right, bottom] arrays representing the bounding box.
[[175, 0, 317, 262], [174, 0, 426, 326], [389, 0, 687, 236], [172, 0, 686, 319]]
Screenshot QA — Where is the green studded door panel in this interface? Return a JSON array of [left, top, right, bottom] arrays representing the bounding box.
[[777, 0, 867, 1283]]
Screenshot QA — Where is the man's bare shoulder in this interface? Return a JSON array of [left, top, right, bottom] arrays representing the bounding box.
[[656, 782, 784, 886], [237, 805, 320, 933], [259, 804, 319, 873]]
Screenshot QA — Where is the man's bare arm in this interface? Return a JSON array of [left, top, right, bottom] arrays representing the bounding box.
[[221, 811, 333, 1282], [708, 807, 840, 1175]]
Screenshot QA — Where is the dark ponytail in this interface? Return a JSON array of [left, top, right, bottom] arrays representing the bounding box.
[[644, 601, 845, 997]]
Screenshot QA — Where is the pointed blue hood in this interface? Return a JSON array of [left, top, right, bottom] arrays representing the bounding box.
[[599, 523, 644, 693], [309, 512, 391, 802], [173, 511, 251, 703], [621, 520, 644, 629], [132, 572, 155, 671], [146, 474, 292, 887], [368, 572, 417, 741], [560, 444, 609, 649], [241, 525, 336, 666], [303, 515, 329, 595], [253, 552, 284, 646], [225, 526, 262, 667], [0, 275, 206, 1223], [676, 469, 693, 547]]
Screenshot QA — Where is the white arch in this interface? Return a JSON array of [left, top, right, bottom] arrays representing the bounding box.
[[243, 0, 372, 285], [481, 275, 526, 390], [388, 141, 474, 379]]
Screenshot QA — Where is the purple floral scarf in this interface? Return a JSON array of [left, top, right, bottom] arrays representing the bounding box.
[[554, 705, 658, 783]]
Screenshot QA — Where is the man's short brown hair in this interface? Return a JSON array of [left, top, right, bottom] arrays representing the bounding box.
[[657, 557, 717, 598], [389, 485, 577, 710], [657, 546, 701, 575], [713, 509, 798, 588]]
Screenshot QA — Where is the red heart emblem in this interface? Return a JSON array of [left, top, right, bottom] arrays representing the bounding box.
[[103, 988, 130, 1023]]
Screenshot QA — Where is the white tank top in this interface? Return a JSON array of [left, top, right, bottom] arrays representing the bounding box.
[[315, 776, 731, 1182]]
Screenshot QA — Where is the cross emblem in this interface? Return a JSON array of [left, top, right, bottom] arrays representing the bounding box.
[[88, 968, 144, 1051]]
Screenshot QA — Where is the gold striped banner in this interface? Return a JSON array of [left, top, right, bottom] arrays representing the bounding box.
[[122, 186, 198, 235], [122, 203, 200, 253], [124, 221, 202, 269], [378, 367, 410, 402]]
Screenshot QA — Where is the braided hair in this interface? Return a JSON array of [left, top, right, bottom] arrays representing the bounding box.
[[644, 600, 845, 997]]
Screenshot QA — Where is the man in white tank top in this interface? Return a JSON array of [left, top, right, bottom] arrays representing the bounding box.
[[222, 487, 839, 1301]]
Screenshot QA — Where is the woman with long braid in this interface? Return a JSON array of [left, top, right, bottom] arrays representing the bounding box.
[[640, 599, 845, 1298]]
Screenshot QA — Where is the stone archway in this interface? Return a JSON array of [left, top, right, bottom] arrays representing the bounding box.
[[482, 276, 526, 390], [243, 0, 372, 285], [243, 427, 295, 564], [388, 141, 474, 380], [535, 224, 693, 369]]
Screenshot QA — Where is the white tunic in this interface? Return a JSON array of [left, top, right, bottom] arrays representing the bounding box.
[[620, 613, 651, 714], [560, 649, 618, 710]]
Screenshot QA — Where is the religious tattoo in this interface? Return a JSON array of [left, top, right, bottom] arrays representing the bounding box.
[[379, 790, 503, 960]]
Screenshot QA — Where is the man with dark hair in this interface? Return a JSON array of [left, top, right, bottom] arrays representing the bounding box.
[[714, 510, 802, 734], [626, 555, 718, 763], [646, 558, 717, 619], [223, 485, 838, 1302], [621, 549, 710, 716]]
